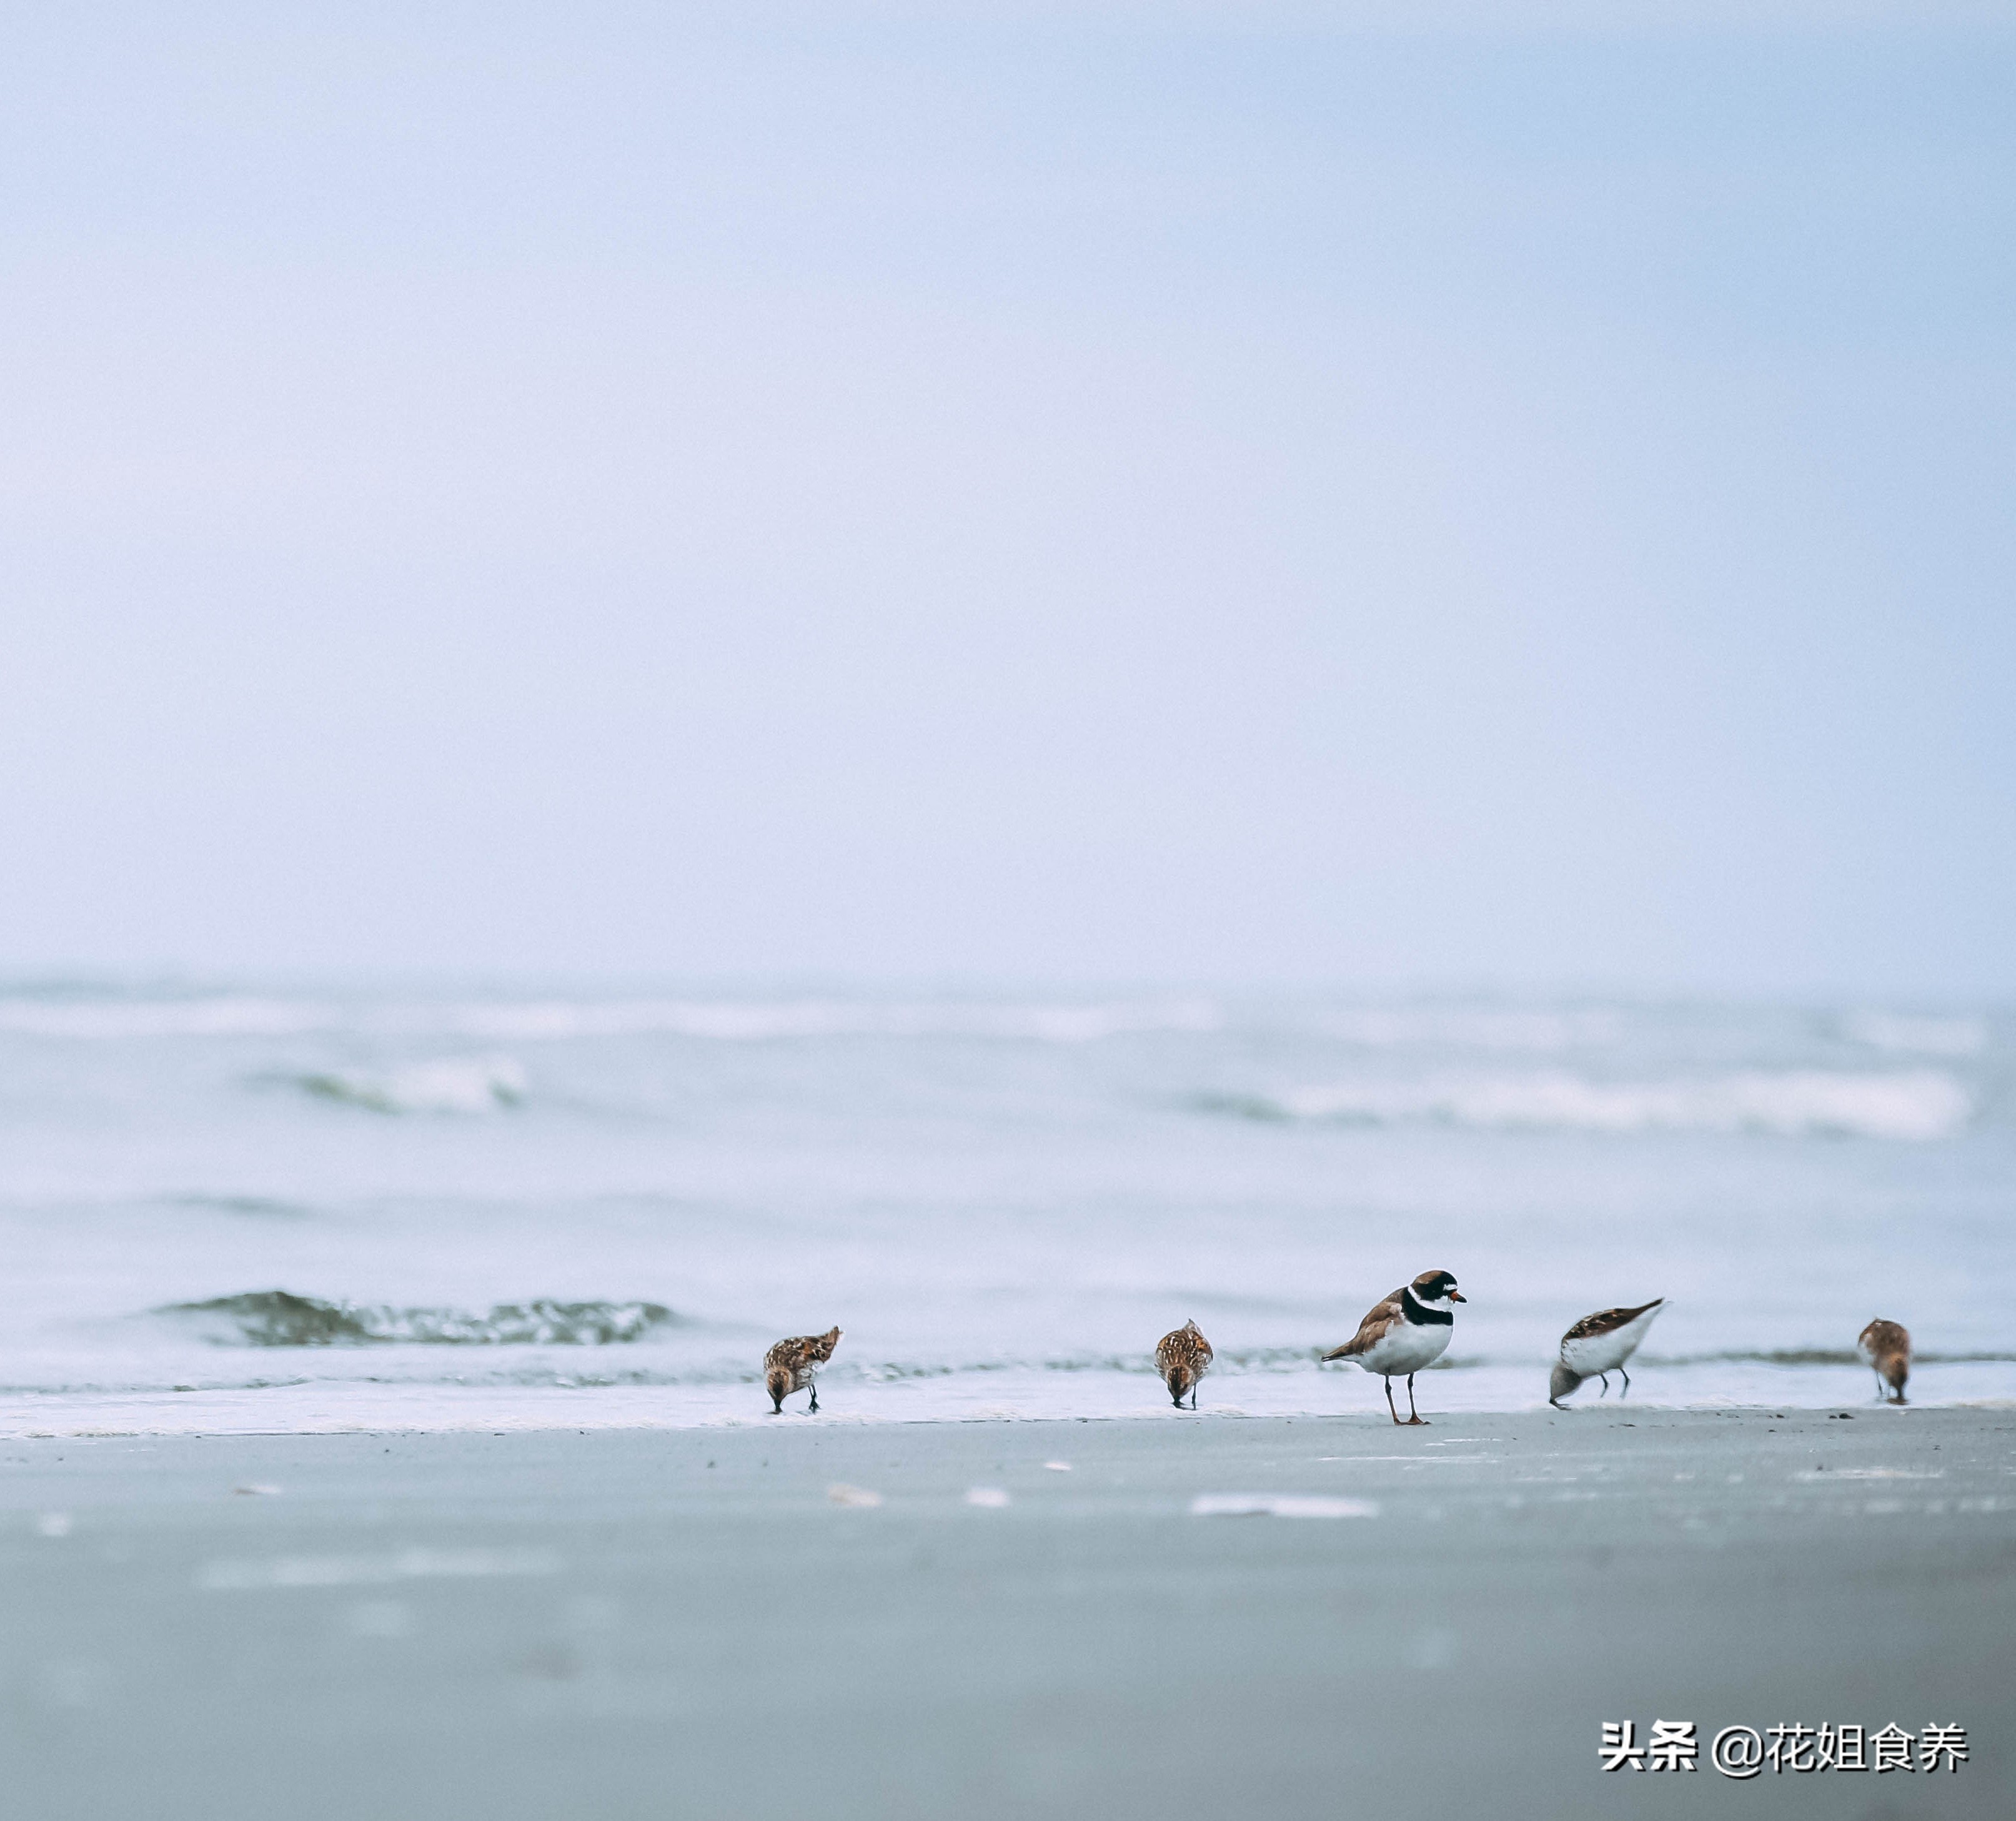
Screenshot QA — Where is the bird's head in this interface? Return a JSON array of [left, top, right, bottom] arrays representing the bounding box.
[[1412, 1269, 1464, 1308]]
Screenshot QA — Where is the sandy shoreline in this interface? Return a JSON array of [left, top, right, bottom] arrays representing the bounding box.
[[8, 1358, 2016, 1437], [6, 1408, 2013, 1819]]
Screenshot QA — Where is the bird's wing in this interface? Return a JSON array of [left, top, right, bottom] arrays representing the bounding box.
[[1562, 1299, 1663, 1342], [1324, 1291, 1406, 1361]]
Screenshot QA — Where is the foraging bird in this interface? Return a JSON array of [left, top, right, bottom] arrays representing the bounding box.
[[1155, 1319, 1214, 1409], [1323, 1269, 1464, 1424], [1549, 1299, 1664, 1406], [1858, 1318, 1910, 1405], [763, 1326, 842, 1414]]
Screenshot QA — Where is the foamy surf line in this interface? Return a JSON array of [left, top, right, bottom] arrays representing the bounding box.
[[9, 1361, 2016, 1436], [1214, 1068, 1974, 1141]]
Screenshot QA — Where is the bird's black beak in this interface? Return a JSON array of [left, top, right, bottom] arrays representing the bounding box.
[[1447, 1290, 1466, 1302]]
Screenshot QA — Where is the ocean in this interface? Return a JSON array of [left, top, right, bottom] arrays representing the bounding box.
[[2, 983, 2010, 1434]]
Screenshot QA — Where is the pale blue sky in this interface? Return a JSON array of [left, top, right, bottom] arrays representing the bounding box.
[[1, 2, 2011, 991]]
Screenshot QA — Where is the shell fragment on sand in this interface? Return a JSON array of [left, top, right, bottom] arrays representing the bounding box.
[[200, 1548, 558, 1590], [1189, 1494, 1379, 1519]]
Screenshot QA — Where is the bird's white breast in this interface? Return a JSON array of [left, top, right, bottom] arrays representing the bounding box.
[[1561, 1307, 1661, 1376], [1354, 1319, 1452, 1376]]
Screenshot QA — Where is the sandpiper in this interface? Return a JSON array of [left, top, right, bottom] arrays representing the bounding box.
[[1323, 1269, 1464, 1424], [1858, 1318, 1910, 1404], [1549, 1299, 1664, 1406], [763, 1326, 842, 1414], [1155, 1319, 1214, 1409]]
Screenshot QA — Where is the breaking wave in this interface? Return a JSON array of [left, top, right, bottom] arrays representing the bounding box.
[[161, 1291, 680, 1347], [1213, 1069, 1972, 1141], [298, 1056, 525, 1114], [168, 1194, 313, 1218]]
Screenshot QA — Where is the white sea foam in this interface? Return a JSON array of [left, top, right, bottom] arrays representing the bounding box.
[[1318, 1009, 1619, 1051], [299, 1056, 525, 1114], [1260, 1069, 1970, 1141], [9, 1357, 2016, 1435], [1840, 1011, 1989, 1057], [0, 993, 1221, 1044]]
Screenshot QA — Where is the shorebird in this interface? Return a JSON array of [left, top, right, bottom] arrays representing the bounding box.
[[1549, 1299, 1665, 1406], [1155, 1319, 1214, 1409], [1323, 1269, 1464, 1424], [1858, 1318, 1910, 1404], [763, 1326, 842, 1414]]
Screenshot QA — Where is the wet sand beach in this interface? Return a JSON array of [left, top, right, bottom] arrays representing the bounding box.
[[6, 1407, 2013, 1820]]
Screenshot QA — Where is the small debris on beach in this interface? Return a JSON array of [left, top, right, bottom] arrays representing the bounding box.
[[965, 1487, 1011, 1507], [1189, 1494, 1378, 1519], [201, 1548, 559, 1590], [828, 1483, 883, 1508]]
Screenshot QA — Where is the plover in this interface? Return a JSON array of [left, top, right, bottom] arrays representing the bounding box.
[[1154, 1319, 1214, 1410], [1549, 1299, 1664, 1406], [763, 1326, 842, 1414], [1323, 1269, 1464, 1425], [1858, 1317, 1910, 1404]]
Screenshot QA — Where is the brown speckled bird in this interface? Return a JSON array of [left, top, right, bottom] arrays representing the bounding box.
[[1155, 1319, 1213, 1410], [764, 1326, 842, 1414], [1859, 1317, 1910, 1405]]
